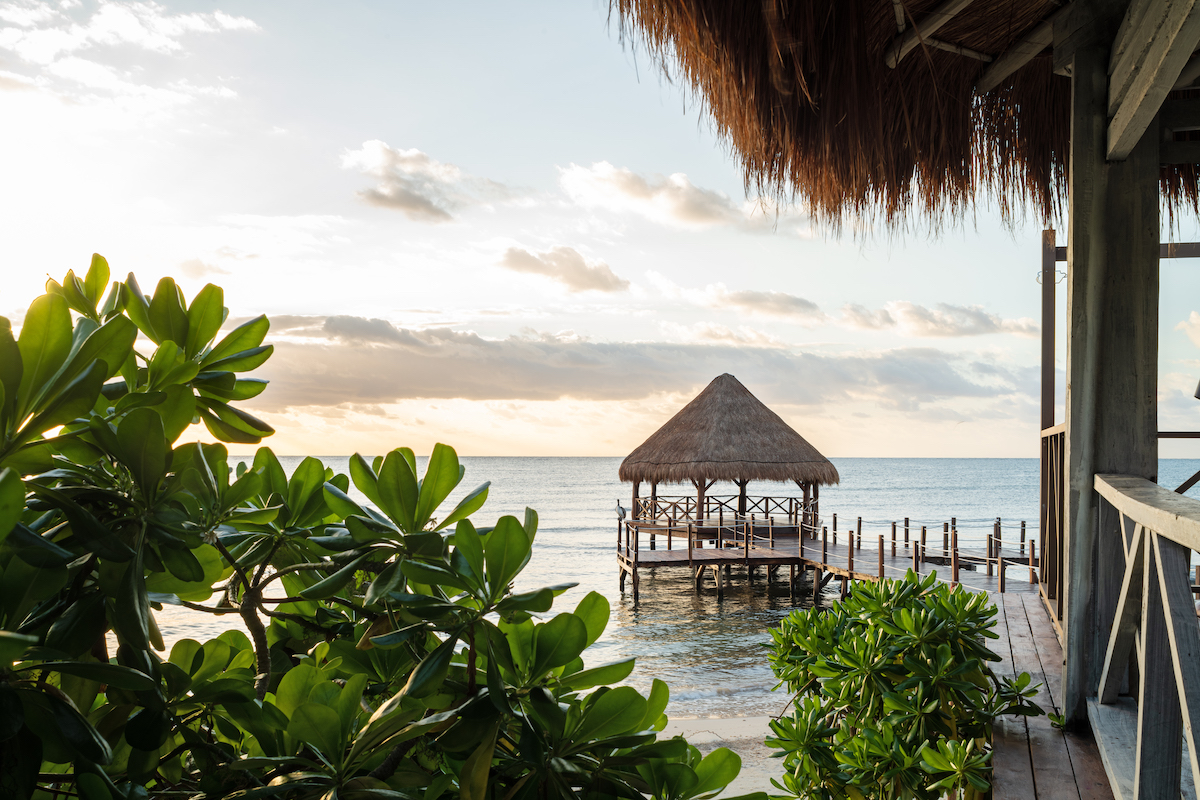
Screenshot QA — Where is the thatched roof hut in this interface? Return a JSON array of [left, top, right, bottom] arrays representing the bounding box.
[[609, 0, 1200, 230], [619, 374, 839, 486]]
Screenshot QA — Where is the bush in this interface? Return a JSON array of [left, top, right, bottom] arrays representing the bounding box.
[[0, 258, 762, 800], [765, 572, 1043, 800]]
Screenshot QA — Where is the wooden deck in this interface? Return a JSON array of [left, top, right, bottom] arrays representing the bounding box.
[[990, 592, 1113, 799], [619, 524, 1041, 599]]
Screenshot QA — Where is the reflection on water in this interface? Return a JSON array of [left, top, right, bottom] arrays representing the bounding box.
[[151, 456, 1200, 719]]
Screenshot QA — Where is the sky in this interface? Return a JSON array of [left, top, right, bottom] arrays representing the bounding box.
[[3, 0, 1200, 459]]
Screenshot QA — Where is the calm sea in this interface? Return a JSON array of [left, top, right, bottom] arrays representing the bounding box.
[[153, 457, 1200, 719]]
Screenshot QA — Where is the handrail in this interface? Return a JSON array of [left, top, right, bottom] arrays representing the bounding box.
[[1040, 422, 1066, 438], [1094, 473, 1200, 550]]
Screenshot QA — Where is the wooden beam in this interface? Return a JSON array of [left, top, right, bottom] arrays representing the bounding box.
[[1096, 474, 1200, 551], [977, 11, 1062, 93], [885, 0, 980, 68], [1107, 0, 1200, 159], [1097, 523, 1144, 702], [1152, 532, 1200, 793]]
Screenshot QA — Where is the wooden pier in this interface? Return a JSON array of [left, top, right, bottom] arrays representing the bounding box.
[[617, 510, 1042, 602]]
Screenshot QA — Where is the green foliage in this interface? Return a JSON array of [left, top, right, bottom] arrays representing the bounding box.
[[766, 571, 1043, 800], [0, 258, 760, 800]]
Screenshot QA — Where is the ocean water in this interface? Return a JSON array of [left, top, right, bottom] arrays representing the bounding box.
[[154, 457, 1200, 720]]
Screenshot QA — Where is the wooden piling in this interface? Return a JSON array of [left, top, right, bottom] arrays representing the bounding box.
[[891, 521, 897, 557], [920, 526, 927, 564], [848, 531, 854, 576], [856, 517, 862, 550], [1030, 540, 1036, 584], [904, 517, 909, 547], [1020, 520, 1026, 555], [877, 535, 884, 580], [942, 521, 949, 558], [912, 539, 919, 572], [832, 513, 837, 545], [951, 526, 959, 584], [999, 554, 1006, 593], [687, 522, 694, 566]]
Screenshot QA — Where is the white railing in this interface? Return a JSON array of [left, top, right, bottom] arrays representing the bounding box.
[[1090, 474, 1200, 798]]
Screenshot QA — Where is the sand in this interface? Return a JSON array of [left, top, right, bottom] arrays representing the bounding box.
[[662, 716, 781, 796]]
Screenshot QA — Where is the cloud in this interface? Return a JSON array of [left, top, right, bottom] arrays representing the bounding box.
[[499, 246, 629, 293], [1177, 311, 1200, 348], [711, 286, 824, 322], [559, 162, 796, 231], [341, 140, 509, 222], [245, 315, 1025, 416], [0, 1, 256, 112], [659, 321, 785, 348], [841, 302, 1037, 337], [180, 258, 229, 279]]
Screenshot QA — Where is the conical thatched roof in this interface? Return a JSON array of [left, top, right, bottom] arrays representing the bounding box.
[[609, 0, 1200, 230], [619, 374, 839, 485]]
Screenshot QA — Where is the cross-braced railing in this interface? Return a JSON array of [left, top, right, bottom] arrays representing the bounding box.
[[1089, 474, 1200, 799]]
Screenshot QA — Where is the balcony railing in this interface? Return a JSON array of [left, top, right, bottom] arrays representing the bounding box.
[[1089, 474, 1200, 798], [1039, 424, 1065, 630]]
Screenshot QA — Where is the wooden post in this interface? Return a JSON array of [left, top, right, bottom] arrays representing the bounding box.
[[632, 480, 640, 519], [1020, 520, 1026, 555], [667, 521, 672, 550], [737, 478, 748, 516], [687, 522, 693, 566], [999, 553, 1006, 593], [649, 481, 658, 519], [877, 535, 884, 580], [912, 539, 919, 573], [802, 482, 812, 537], [744, 518, 750, 559], [904, 517, 909, 547], [943, 522, 949, 558], [1029, 539, 1036, 584], [920, 526, 927, 564], [848, 531, 854, 577], [891, 521, 897, 557], [833, 513, 838, 545], [1060, 30, 1161, 728], [822, 526, 828, 566], [996, 516, 1002, 560], [856, 517, 862, 550], [987, 521, 994, 577], [952, 527, 959, 584]]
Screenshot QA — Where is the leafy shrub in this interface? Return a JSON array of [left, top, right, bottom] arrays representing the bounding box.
[[765, 572, 1043, 800], [0, 258, 760, 800]]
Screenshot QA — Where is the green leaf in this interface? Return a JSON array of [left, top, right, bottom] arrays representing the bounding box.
[[484, 516, 530, 599], [453, 520, 484, 585], [202, 314, 269, 367], [15, 292, 73, 419], [123, 274, 157, 341], [287, 703, 344, 761], [48, 314, 136, 395], [459, 721, 499, 800], [253, 447, 288, 500], [0, 468, 22, 542], [364, 562, 405, 606], [185, 283, 225, 359], [298, 552, 372, 600], [401, 635, 458, 698], [199, 398, 274, 438], [43, 592, 106, 657], [640, 678, 669, 730], [531, 613, 588, 677], [692, 747, 742, 797], [558, 658, 637, 691], [436, 481, 490, 532], [17, 359, 106, 441], [148, 277, 188, 345], [323, 481, 363, 518], [113, 553, 150, 651], [0, 318, 22, 425], [83, 254, 109, 306], [378, 449, 419, 531], [401, 560, 470, 592], [573, 686, 647, 741], [0, 631, 37, 664], [203, 345, 273, 373], [17, 687, 112, 764], [413, 443, 460, 531], [28, 661, 157, 691], [349, 453, 383, 507], [117, 406, 169, 497], [156, 384, 197, 443], [198, 406, 264, 445], [573, 591, 610, 648]]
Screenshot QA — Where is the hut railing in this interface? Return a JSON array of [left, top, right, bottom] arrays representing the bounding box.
[[1039, 423, 1065, 629], [637, 495, 801, 524], [1087, 474, 1200, 798]]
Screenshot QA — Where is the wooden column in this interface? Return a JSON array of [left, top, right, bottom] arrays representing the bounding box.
[[1061, 39, 1160, 727], [650, 481, 657, 520], [737, 479, 748, 515], [632, 480, 641, 520]]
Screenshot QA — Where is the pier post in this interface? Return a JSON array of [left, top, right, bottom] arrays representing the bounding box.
[[877, 535, 884, 580], [999, 553, 1006, 593], [832, 513, 837, 545], [920, 526, 927, 564], [1030, 540, 1036, 584], [822, 526, 828, 567], [943, 522, 949, 558], [1021, 520, 1026, 555], [912, 539, 919, 573], [848, 533, 854, 577], [904, 517, 909, 548], [952, 527, 959, 584], [687, 522, 694, 567], [891, 522, 896, 557], [996, 517, 1002, 562], [856, 517, 862, 550]]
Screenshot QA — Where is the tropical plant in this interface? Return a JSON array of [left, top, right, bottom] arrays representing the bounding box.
[[0, 258, 761, 800], [765, 571, 1043, 800]]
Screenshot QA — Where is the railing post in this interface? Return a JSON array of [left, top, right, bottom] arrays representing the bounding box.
[[943, 522, 949, 558], [952, 527, 959, 584], [877, 535, 884, 580], [1021, 520, 1026, 555], [987, 521, 994, 577], [856, 517, 862, 550], [687, 522, 693, 566], [891, 521, 897, 557], [920, 526, 927, 564], [833, 513, 838, 545], [904, 517, 910, 548], [848, 531, 854, 577], [822, 526, 828, 566], [1029, 540, 1036, 584], [912, 539, 919, 573]]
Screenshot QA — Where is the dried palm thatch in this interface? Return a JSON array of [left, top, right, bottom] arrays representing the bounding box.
[[608, 0, 1200, 230], [619, 374, 839, 485]]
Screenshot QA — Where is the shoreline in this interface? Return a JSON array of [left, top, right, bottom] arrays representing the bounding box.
[[663, 715, 779, 795]]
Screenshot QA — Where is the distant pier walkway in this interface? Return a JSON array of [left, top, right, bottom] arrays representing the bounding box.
[[617, 506, 1043, 606]]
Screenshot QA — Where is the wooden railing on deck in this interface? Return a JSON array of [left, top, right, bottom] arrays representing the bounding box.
[[1039, 424, 1064, 628], [1089, 474, 1200, 798]]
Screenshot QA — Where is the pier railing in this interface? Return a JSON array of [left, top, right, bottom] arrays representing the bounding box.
[[1088, 474, 1200, 798], [634, 495, 804, 523], [1039, 424, 1065, 630]]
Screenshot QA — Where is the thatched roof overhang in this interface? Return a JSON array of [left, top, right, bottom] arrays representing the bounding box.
[[619, 374, 840, 486], [609, 0, 1200, 229]]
